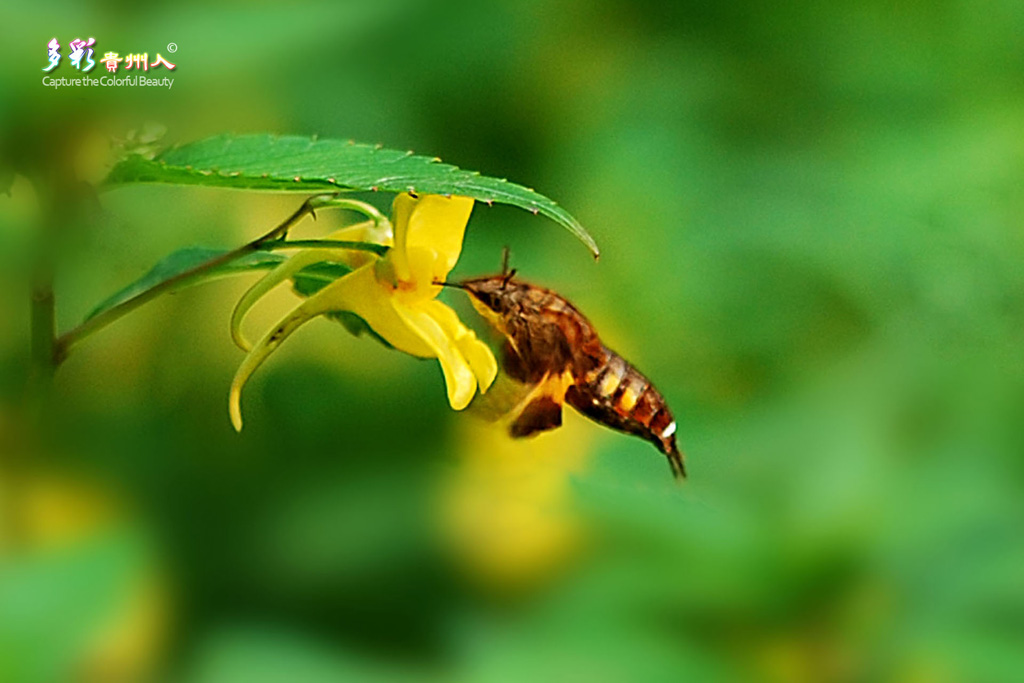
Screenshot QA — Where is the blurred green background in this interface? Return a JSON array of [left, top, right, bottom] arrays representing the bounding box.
[[2, 1, 1024, 681]]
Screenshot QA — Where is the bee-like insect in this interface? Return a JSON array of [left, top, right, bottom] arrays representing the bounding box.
[[442, 259, 686, 479]]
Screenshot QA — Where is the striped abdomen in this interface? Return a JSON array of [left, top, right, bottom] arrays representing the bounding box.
[[565, 348, 686, 479]]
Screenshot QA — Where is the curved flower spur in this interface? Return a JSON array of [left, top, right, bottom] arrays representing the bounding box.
[[229, 193, 498, 431]]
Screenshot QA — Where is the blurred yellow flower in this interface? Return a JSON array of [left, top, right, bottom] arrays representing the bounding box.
[[438, 386, 593, 592], [229, 193, 497, 431]]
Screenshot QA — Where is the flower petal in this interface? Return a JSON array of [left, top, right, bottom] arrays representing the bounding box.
[[422, 300, 497, 393], [230, 262, 428, 431], [391, 193, 474, 284], [307, 268, 491, 410], [389, 193, 416, 282], [392, 302, 477, 410], [231, 249, 338, 352], [228, 282, 324, 432], [230, 223, 388, 351], [326, 264, 435, 358]]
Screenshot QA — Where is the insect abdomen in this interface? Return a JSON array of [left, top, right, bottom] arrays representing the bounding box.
[[565, 348, 686, 479]]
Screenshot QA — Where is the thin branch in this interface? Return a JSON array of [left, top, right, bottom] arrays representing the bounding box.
[[28, 173, 59, 388], [54, 194, 336, 363], [257, 239, 388, 255], [30, 267, 56, 383]]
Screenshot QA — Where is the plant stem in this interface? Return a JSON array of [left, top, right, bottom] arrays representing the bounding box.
[[54, 195, 328, 363], [28, 172, 59, 392], [257, 239, 388, 255], [30, 266, 56, 386]]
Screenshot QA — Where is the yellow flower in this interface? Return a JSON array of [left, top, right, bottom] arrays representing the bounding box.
[[229, 193, 497, 431]]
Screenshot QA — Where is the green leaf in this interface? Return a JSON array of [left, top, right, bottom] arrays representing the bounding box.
[[85, 247, 287, 322], [104, 134, 599, 257]]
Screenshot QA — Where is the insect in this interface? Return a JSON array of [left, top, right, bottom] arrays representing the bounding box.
[[440, 255, 686, 479]]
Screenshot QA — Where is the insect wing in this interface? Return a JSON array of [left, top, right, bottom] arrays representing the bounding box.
[[468, 369, 574, 440]]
